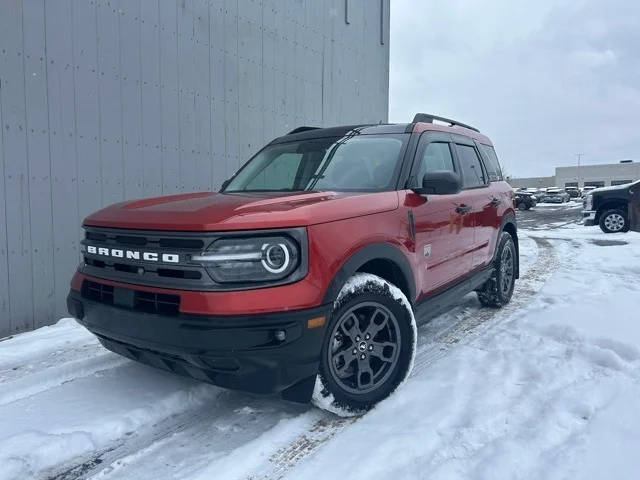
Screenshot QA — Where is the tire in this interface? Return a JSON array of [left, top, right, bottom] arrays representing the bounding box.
[[476, 232, 517, 308], [312, 273, 417, 416], [599, 209, 629, 233], [517, 202, 527, 211]]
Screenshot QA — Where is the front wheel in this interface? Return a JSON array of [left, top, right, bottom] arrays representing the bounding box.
[[599, 209, 629, 233], [313, 273, 417, 416], [477, 232, 517, 308]]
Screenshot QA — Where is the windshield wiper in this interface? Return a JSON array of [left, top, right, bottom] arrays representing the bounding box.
[[226, 188, 305, 193]]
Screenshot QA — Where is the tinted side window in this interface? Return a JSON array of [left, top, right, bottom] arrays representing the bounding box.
[[479, 144, 503, 182], [416, 142, 455, 183], [456, 144, 486, 188]]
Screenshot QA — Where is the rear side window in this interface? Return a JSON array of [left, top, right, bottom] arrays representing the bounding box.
[[456, 144, 486, 188], [416, 142, 455, 183], [478, 144, 503, 182]]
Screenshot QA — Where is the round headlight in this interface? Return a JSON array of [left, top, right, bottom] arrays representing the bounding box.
[[261, 243, 290, 273], [192, 234, 301, 284]]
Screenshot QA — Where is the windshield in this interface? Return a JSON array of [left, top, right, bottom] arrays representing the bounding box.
[[223, 134, 407, 193]]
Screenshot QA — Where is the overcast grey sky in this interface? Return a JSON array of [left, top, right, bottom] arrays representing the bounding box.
[[389, 0, 640, 178]]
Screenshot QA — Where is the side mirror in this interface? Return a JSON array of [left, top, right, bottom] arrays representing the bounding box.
[[413, 170, 462, 195]]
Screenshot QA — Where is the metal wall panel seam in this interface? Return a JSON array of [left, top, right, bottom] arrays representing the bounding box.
[[0, 71, 11, 336], [94, 1, 104, 207], [117, 2, 126, 200], [19, 0, 36, 331]]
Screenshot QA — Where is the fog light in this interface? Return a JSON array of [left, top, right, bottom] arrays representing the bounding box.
[[274, 330, 286, 342]]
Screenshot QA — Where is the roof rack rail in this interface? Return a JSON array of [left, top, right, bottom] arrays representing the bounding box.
[[412, 113, 479, 132], [287, 126, 321, 135]]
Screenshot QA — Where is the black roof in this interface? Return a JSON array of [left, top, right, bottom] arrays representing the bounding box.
[[269, 123, 410, 145]]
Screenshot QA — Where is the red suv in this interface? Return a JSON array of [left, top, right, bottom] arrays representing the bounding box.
[[67, 113, 518, 415]]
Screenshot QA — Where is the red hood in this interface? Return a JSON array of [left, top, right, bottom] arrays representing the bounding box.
[[83, 191, 399, 231]]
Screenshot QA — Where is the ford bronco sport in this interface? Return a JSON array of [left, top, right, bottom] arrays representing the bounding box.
[[67, 113, 518, 415]]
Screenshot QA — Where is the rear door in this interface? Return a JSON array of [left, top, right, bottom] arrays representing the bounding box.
[[407, 132, 473, 295], [451, 138, 492, 271], [475, 142, 510, 266]]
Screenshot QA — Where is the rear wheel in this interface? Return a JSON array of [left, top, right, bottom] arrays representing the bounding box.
[[477, 232, 516, 308], [599, 209, 629, 233], [313, 273, 416, 416], [517, 202, 527, 211]]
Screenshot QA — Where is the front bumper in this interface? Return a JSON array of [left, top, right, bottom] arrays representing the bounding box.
[[67, 287, 331, 400], [582, 210, 596, 226]]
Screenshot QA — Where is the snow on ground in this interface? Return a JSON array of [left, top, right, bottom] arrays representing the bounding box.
[[1, 216, 639, 480], [285, 226, 640, 480], [534, 200, 583, 208]]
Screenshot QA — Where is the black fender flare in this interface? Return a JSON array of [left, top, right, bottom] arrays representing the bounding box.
[[494, 212, 519, 279], [322, 242, 416, 305]]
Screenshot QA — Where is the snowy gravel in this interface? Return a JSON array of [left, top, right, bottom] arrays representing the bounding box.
[[1, 218, 639, 479]]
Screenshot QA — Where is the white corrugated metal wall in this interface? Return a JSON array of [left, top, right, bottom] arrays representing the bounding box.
[[0, 0, 390, 336]]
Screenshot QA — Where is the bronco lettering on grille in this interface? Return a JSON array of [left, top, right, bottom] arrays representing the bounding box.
[[86, 245, 180, 263]]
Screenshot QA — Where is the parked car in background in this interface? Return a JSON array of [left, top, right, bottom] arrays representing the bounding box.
[[539, 188, 570, 203], [565, 187, 581, 198], [515, 191, 536, 210], [583, 179, 639, 233]]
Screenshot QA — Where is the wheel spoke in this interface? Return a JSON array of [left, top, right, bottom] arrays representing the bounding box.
[[370, 341, 396, 363], [357, 358, 374, 389], [333, 351, 354, 379], [340, 313, 361, 341], [364, 308, 389, 339]]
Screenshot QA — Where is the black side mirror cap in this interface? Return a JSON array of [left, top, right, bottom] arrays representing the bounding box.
[[413, 170, 462, 195]]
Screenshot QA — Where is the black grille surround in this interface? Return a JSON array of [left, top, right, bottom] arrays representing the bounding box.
[[79, 225, 308, 291]]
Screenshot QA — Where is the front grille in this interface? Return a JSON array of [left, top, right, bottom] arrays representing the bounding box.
[[82, 280, 180, 316], [81, 226, 212, 290], [79, 225, 307, 291]]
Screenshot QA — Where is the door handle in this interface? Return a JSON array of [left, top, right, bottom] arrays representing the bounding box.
[[490, 198, 502, 207], [456, 204, 472, 214]]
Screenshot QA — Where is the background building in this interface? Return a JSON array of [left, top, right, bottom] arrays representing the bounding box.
[[507, 176, 556, 189], [0, 0, 391, 336], [556, 161, 640, 188], [508, 160, 640, 189]]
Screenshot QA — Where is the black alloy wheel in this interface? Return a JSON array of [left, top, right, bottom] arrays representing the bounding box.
[[313, 274, 416, 416]]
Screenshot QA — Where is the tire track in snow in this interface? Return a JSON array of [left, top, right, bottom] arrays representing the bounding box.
[[44, 392, 309, 480], [45, 403, 216, 480], [250, 235, 557, 479], [0, 340, 105, 388], [249, 416, 358, 480], [0, 352, 129, 406]]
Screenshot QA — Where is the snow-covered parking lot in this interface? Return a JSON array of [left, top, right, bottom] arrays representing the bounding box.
[[1, 213, 639, 479]]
